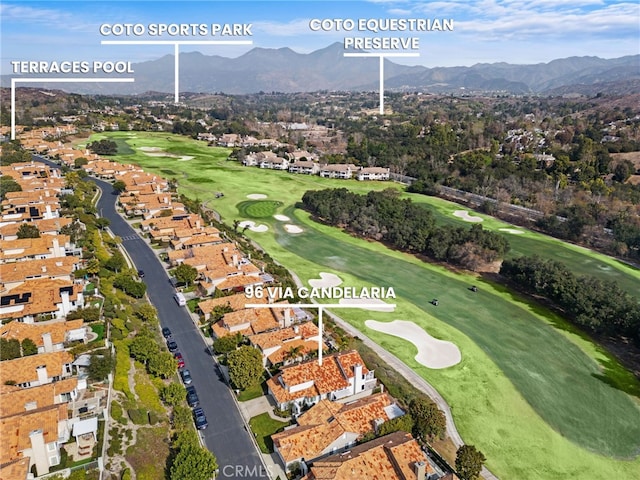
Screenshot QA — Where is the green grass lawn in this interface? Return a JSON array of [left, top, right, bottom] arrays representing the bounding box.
[[98, 131, 640, 480], [237, 381, 266, 402], [249, 413, 289, 454], [237, 200, 283, 218], [125, 426, 169, 480]]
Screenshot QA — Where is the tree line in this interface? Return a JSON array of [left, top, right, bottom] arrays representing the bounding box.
[[301, 188, 510, 270], [500, 255, 640, 344]]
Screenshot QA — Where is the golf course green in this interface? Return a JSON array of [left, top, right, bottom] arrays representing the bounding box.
[[93, 131, 640, 480]]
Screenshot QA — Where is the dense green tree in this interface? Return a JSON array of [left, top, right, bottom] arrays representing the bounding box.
[[170, 442, 218, 480], [104, 252, 126, 272], [212, 333, 243, 354], [135, 304, 158, 323], [408, 398, 446, 440], [227, 346, 263, 390], [129, 335, 157, 365], [160, 383, 186, 407], [455, 444, 486, 480], [112, 180, 126, 193], [0, 338, 21, 361], [175, 263, 198, 286], [95, 218, 110, 231], [377, 414, 414, 437], [148, 351, 177, 379], [21, 338, 38, 356], [87, 139, 117, 155], [88, 351, 115, 381], [66, 307, 101, 322], [16, 223, 41, 239], [74, 157, 88, 168], [0, 176, 22, 201]]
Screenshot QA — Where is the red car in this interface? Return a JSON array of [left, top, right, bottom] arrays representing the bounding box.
[[174, 352, 185, 368]]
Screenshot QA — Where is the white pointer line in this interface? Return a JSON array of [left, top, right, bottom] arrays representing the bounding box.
[[101, 40, 253, 45], [102, 40, 253, 103], [11, 77, 135, 140], [244, 303, 396, 366], [344, 52, 420, 114]]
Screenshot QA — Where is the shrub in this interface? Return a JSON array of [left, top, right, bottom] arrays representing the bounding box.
[[128, 408, 148, 425]]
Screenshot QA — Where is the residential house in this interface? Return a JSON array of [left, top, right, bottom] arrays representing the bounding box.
[[319, 164, 357, 179], [288, 160, 320, 175], [0, 278, 84, 323], [248, 321, 325, 367], [0, 351, 74, 388], [0, 404, 69, 476], [198, 292, 269, 322], [272, 392, 405, 471], [0, 320, 87, 353], [211, 304, 287, 338], [0, 457, 30, 480], [303, 431, 434, 480], [0, 235, 72, 263], [0, 256, 80, 290], [0, 217, 72, 241], [356, 167, 390, 181], [257, 152, 289, 170], [267, 350, 377, 412]]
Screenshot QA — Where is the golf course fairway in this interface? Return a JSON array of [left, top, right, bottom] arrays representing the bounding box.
[[94, 131, 640, 480]]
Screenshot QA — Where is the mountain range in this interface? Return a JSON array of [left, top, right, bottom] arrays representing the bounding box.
[[4, 42, 639, 95]]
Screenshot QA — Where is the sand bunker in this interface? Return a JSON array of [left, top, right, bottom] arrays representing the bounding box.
[[238, 220, 268, 233], [284, 224, 303, 234], [247, 193, 267, 199], [273, 214, 291, 221], [138, 147, 193, 161], [308, 272, 343, 288], [453, 210, 483, 222], [499, 228, 524, 234], [339, 298, 396, 312], [365, 319, 461, 369]]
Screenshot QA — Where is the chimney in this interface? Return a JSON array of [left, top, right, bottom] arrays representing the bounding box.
[[41, 333, 53, 353], [29, 430, 50, 476], [414, 461, 426, 479], [285, 309, 292, 328], [232, 254, 238, 266], [36, 365, 49, 385], [41, 265, 47, 273], [196, 219, 201, 229]]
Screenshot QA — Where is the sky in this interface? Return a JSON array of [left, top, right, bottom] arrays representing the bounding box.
[[1, 0, 639, 75]]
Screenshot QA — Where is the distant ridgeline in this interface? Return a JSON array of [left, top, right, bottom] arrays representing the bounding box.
[[301, 188, 510, 271]]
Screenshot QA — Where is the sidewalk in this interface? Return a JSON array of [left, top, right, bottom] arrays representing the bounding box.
[[236, 397, 289, 479]]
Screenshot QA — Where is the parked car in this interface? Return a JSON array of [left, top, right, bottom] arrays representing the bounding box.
[[186, 386, 199, 407], [180, 368, 192, 385], [167, 340, 178, 352], [137, 269, 145, 278], [193, 407, 208, 430], [174, 352, 185, 368], [162, 327, 172, 338]]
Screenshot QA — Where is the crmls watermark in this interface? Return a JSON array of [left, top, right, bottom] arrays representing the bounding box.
[[220, 464, 275, 478], [244, 285, 396, 300]]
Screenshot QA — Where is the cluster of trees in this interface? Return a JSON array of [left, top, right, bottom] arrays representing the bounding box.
[[113, 272, 147, 298], [500, 256, 640, 343], [0, 176, 22, 201], [128, 328, 177, 378], [302, 188, 509, 270], [87, 139, 117, 155], [0, 337, 38, 361], [227, 345, 263, 390], [0, 140, 32, 165]]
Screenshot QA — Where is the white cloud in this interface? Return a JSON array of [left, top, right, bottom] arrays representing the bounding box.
[[252, 18, 316, 37], [0, 3, 98, 33]]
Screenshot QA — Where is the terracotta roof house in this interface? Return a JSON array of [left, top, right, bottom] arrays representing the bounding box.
[[0, 378, 79, 419], [0, 217, 72, 241], [0, 235, 71, 263], [267, 350, 377, 412], [272, 392, 404, 470], [0, 351, 74, 388], [0, 404, 70, 476], [0, 256, 80, 289], [211, 305, 282, 338], [248, 321, 324, 367], [0, 320, 87, 353], [198, 292, 268, 322], [0, 278, 84, 323], [0, 457, 30, 480], [303, 431, 434, 480]]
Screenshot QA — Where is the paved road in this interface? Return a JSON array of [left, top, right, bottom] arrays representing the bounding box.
[[34, 156, 270, 479]]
